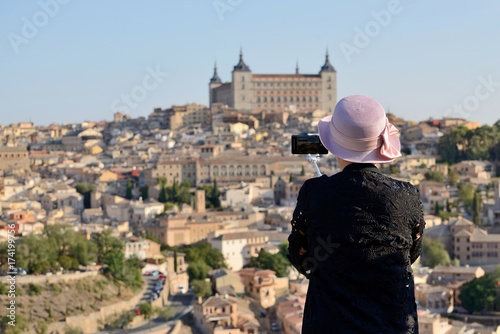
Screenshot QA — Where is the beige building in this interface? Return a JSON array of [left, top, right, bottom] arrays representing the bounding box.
[[239, 268, 288, 309], [62, 128, 102, 152], [194, 294, 258, 334], [429, 265, 484, 285], [451, 160, 496, 181], [165, 251, 189, 294], [149, 103, 210, 130], [209, 268, 245, 296], [487, 181, 500, 225], [124, 238, 161, 260], [426, 217, 500, 265], [0, 146, 30, 172], [145, 154, 305, 189], [210, 50, 337, 114], [415, 284, 453, 310], [276, 295, 306, 334], [399, 155, 436, 171]]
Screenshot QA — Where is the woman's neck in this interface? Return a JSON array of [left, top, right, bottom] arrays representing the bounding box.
[[336, 157, 353, 171]]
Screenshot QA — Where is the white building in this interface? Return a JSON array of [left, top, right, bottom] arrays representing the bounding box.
[[209, 231, 275, 271], [221, 182, 273, 207]]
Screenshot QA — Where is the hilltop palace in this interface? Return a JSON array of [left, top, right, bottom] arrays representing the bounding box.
[[209, 49, 337, 114]]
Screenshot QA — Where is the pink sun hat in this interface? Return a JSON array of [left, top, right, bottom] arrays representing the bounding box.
[[317, 95, 401, 163]]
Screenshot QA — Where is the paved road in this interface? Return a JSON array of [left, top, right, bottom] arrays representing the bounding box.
[[135, 275, 160, 307], [98, 293, 195, 334]]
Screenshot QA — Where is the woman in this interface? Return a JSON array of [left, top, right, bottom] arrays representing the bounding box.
[[288, 95, 425, 333]]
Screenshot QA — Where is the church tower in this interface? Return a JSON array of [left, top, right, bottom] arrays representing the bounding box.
[[319, 50, 337, 114], [231, 48, 253, 111], [209, 62, 222, 106]]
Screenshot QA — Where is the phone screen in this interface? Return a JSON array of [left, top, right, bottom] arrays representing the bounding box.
[[291, 134, 328, 154]]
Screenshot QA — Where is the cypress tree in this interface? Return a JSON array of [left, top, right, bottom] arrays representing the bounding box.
[[174, 249, 178, 274], [126, 178, 132, 200]]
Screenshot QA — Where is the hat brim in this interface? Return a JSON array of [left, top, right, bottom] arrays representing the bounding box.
[[318, 115, 401, 163]]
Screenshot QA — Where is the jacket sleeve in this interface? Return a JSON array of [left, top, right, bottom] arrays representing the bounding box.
[[409, 195, 426, 264], [287, 182, 311, 278]]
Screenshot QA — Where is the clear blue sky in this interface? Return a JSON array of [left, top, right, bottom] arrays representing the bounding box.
[[1, 1, 499, 126]]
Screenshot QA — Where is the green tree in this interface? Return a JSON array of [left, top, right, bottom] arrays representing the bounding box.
[[191, 279, 212, 298], [68, 237, 97, 266], [448, 168, 459, 185], [58, 255, 79, 270], [174, 249, 178, 274], [75, 183, 95, 209], [301, 166, 305, 176], [244, 249, 290, 277], [390, 166, 400, 174], [144, 231, 160, 244], [158, 186, 167, 203], [178, 242, 226, 269], [279, 241, 289, 259], [0, 282, 8, 295], [140, 185, 149, 200], [434, 202, 441, 216], [154, 306, 173, 320], [459, 274, 498, 313], [139, 302, 154, 320], [289, 174, 295, 182], [212, 179, 221, 209], [17, 234, 58, 274], [459, 182, 476, 212], [187, 260, 212, 281], [438, 126, 469, 163], [422, 238, 452, 268], [125, 178, 132, 200], [473, 189, 481, 224], [425, 170, 445, 183]]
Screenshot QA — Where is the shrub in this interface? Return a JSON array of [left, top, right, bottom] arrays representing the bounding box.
[[28, 283, 42, 296]]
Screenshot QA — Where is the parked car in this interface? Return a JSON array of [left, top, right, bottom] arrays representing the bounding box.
[[134, 308, 141, 315], [271, 322, 279, 331], [150, 270, 160, 276]]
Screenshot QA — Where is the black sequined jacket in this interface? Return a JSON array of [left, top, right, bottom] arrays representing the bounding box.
[[288, 163, 425, 334]]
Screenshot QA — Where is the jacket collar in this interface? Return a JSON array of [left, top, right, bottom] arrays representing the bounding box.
[[341, 163, 382, 174]]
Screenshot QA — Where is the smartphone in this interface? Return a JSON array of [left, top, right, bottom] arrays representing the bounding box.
[[291, 134, 328, 155]]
